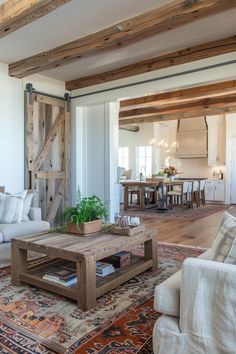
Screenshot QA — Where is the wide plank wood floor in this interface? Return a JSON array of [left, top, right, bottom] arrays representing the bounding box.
[[139, 210, 225, 248]]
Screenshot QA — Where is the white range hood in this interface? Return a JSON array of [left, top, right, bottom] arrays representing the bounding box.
[[176, 117, 208, 159]]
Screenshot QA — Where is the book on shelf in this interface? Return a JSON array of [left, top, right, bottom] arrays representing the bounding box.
[[96, 261, 115, 277], [43, 274, 77, 287], [45, 265, 76, 281]]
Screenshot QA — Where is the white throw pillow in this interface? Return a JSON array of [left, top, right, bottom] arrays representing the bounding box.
[[0, 190, 27, 224], [22, 193, 34, 221], [211, 211, 236, 263], [0, 192, 5, 219]]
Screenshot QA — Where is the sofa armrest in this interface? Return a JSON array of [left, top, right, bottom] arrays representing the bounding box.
[[154, 249, 211, 318], [154, 271, 181, 317], [29, 207, 42, 221], [180, 258, 236, 347]]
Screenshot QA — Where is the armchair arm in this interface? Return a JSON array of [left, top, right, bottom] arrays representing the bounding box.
[[29, 207, 42, 221], [180, 258, 236, 352]]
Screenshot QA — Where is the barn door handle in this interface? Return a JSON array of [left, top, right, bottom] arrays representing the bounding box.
[[29, 171, 32, 190]]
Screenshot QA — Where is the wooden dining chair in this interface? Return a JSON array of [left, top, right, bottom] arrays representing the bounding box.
[[199, 180, 206, 206], [189, 180, 200, 208], [166, 181, 189, 211]]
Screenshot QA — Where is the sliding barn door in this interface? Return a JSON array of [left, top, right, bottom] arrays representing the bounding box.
[[25, 91, 71, 226]]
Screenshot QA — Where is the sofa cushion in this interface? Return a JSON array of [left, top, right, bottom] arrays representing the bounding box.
[[225, 238, 236, 264], [211, 211, 236, 263], [0, 221, 50, 242], [22, 193, 34, 221], [29, 207, 42, 221], [0, 190, 27, 223]]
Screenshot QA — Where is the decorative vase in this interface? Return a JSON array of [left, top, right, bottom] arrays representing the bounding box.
[[67, 219, 102, 236], [169, 175, 175, 181]]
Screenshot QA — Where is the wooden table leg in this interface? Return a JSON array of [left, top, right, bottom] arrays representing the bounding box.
[[124, 186, 128, 211], [78, 257, 97, 311], [11, 240, 27, 286], [140, 186, 145, 210], [153, 186, 157, 204], [144, 237, 158, 271]]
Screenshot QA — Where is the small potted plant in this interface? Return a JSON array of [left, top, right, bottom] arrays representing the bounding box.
[[63, 189, 108, 236]]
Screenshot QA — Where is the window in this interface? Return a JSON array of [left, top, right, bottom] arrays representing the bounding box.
[[136, 146, 152, 177], [118, 147, 129, 170]]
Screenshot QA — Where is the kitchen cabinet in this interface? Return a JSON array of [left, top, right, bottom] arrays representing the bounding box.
[[206, 116, 226, 166], [205, 180, 225, 202]]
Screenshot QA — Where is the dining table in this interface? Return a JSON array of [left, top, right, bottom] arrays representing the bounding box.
[[120, 179, 194, 211]]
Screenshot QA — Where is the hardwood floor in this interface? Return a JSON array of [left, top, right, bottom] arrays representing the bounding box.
[[136, 210, 225, 248]]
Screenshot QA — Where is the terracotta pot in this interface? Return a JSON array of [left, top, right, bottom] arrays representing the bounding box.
[[67, 219, 102, 236]]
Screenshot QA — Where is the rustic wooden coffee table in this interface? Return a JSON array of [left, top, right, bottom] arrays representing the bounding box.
[[11, 229, 158, 311]]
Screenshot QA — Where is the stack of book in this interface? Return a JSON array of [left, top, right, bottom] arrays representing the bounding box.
[[96, 261, 115, 277], [43, 266, 77, 287]]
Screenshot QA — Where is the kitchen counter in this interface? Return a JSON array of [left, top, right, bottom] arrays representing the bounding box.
[[178, 177, 208, 180]]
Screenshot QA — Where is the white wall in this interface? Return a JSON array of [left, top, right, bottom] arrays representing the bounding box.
[[119, 123, 153, 147], [178, 159, 226, 179], [225, 114, 236, 204], [0, 63, 23, 193], [0, 62, 66, 193], [72, 101, 119, 220], [119, 123, 154, 178]]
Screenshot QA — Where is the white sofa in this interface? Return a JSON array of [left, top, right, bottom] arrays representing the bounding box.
[[0, 206, 50, 267], [153, 210, 236, 354]]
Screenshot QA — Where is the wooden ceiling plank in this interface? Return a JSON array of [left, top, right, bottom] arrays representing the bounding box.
[[119, 93, 236, 118], [0, 0, 70, 39], [66, 35, 236, 90], [120, 80, 236, 109], [119, 125, 140, 132], [9, 0, 236, 78], [119, 106, 236, 125]]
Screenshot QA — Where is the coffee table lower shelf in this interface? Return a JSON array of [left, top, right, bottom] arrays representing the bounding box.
[[19, 255, 153, 305]]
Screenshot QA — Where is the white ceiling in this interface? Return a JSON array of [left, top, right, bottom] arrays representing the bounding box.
[[0, 0, 236, 83]]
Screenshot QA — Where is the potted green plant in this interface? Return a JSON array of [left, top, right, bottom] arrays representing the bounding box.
[[63, 189, 108, 236]]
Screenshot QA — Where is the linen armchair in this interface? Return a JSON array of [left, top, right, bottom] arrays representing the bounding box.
[[153, 257, 236, 354]]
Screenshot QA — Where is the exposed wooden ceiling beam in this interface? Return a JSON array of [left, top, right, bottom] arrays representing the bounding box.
[[119, 94, 236, 119], [9, 0, 236, 78], [119, 125, 140, 132], [119, 106, 236, 125], [66, 35, 236, 91], [120, 80, 236, 109], [0, 0, 70, 38]]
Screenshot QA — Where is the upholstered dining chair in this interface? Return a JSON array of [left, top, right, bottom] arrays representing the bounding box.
[[166, 181, 190, 211], [189, 180, 200, 208], [199, 180, 206, 206]]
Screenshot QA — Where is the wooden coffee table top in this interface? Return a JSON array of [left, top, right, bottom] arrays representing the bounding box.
[[15, 229, 156, 261]]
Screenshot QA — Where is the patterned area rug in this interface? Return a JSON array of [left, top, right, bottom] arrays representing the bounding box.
[[0, 243, 204, 354], [123, 203, 229, 221]]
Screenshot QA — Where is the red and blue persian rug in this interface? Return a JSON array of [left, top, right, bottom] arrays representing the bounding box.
[[0, 243, 204, 354]]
